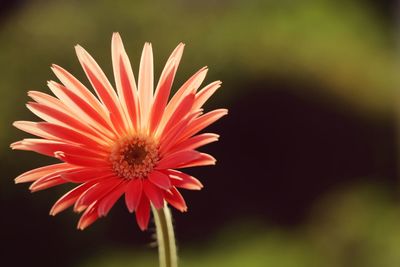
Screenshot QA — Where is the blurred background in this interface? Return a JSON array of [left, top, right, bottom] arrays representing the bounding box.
[[0, 0, 399, 266]]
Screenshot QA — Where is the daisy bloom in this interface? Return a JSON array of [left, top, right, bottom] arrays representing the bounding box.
[[11, 33, 227, 231]]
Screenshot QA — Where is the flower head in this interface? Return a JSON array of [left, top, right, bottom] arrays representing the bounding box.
[[11, 33, 227, 230]]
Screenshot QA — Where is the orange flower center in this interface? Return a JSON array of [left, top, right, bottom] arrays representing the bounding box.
[[110, 136, 159, 179]]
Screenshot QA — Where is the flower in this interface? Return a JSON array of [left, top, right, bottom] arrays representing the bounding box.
[[11, 33, 227, 231]]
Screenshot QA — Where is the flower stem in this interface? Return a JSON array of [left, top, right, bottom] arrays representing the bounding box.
[[152, 204, 178, 267]]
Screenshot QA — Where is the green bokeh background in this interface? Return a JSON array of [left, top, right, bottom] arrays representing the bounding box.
[[1, 0, 399, 266]]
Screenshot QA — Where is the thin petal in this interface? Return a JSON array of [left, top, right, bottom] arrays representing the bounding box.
[[157, 67, 208, 135], [26, 101, 108, 142], [165, 169, 203, 190], [156, 150, 202, 170], [136, 194, 151, 231], [163, 133, 219, 157], [77, 201, 99, 230], [55, 151, 108, 168], [160, 93, 195, 137], [148, 170, 171, 190], [143, 180, 164, 209], [61, 168, 113, 183], [13, 163, 73, 184], [138, 43, 154, 130], [29, 175, 67, 192], [192, 80, 222, 110], [164, 187, 187, 212], [111, 32, 140, 131], [98, 181, 128, 217], [125, 179, 143, 212], [50, 181, 97, 215], [75, 45, 126, 135], [51, 64, 105, 115], [177, 109, 228, 142], [74, 178, 120, 213], [177, 153, 216, 169], [149, 43, 185, 134], [159, 111, 202, 155], [12, 139, 108, 159], [35, 122, 106, 149], [47, 81, 116, 139]]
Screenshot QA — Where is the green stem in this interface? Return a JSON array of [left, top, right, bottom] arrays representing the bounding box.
[[152, 204, 178, 267]]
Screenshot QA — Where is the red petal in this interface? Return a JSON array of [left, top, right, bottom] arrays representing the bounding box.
[[125, 179, 143, 212], [50, 181, 97, 215], [14, 163, 73, 184], [164, 187, 187, 212], [111, 33, 140, 131], [165, 133, 219, 156], [192, 80, 221, 110], [143, 180, 164, 209], [177, 153, 216, 169], [156, 150, 202, 170], [150, 43, 184, 134], [165, 169, 203, 190], [77, 201, 99, 230], [137, 43, 154, 129], [75, 45, 126, 135], [98, 182, 128, 216], [55, 152, 108, 168], [136, 195, 151, 231], [178, 109, 228, 141], [51, 64, 105, 115], [74, 178, 120, 213], [148, 170, 171, 190], [29, 175, 67, 192], [61, 168, 113, 183]]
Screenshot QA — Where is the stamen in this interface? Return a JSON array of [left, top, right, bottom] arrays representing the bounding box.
[[110, 136, 159, 179]]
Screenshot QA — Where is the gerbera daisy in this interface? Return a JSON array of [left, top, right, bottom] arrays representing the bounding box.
[[11, 33, 227, 231]]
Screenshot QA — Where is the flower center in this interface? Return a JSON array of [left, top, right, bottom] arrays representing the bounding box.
[[110, 136, 159, 179]]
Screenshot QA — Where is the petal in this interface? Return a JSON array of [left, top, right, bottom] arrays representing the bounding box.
[[164, 187, 187, 212], [12, 139, 108, 159], [13, 163, 73, 184], [51, 64, 105, 115], [177, 153, 216, 169], [138, 43, 154, 130], [160, 93, 195, 137], [74, 178, 121, 213], [156, 150, 202, 170], [77, 201, 99, 230], [29, 174, 67, 192], [192, 80, 222, 110], [13, 121, 55, 140], [159, 111, 202, 155], [55, 152, 108, 168], [47, 81, 116, 139], [36, 122, 106, 149], [136, 194, 151, 231], [148, 170, 171, 190], [125, 179, 143, 212], [143, 180, 164, 209], [75, 45, 126, 135], [61, 168, 113, 183], [26, 101, 108, 142], [164, 133, 219, 156], [178, 109, 228, 142], [158, 67, 208, 134], [149, 43, 185, 134], [165, 169, 203, 190], [111, 32, 140, 131], [50, 181, 97, 215], [98, 181, 128, 217]]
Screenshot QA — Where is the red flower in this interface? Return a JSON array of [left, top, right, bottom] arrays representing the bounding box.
[[11, 33, 227, 230]]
